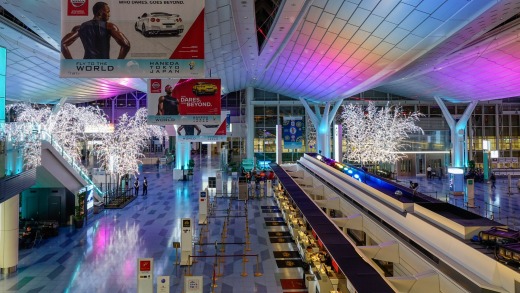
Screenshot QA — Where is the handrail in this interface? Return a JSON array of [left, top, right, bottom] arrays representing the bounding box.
[[40, 130, 105, 196]]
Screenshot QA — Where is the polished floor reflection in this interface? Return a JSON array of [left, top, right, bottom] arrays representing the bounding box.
[[0, 155, 302, 293]]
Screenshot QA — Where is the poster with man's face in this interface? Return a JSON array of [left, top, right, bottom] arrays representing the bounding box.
[[60, 0, 204, 78], [147, 78, 221, 125]]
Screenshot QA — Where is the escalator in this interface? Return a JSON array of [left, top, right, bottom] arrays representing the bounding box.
[[39, 132, 103, 202]]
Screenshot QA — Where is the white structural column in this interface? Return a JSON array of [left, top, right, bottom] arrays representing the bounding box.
[[334, 124, 343, 162], [0, 47, 17, 275], [245, 87, 255, 160], [276, 124, 282, 164], [173, 141, 191, 180], [300, 98, 343, 158], [435, 97, 477, 194], [0, 194, 19, 274]]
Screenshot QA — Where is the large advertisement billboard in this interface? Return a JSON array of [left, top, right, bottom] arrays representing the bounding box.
[[60, 0, 204, 78], [147, 78, 221, 125], [175, 111, 228, 142]]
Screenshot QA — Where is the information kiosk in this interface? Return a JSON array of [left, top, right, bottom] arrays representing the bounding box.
[[180, 218, 193, 265], [198, 191, 208, 224], [137, 258, 153, 293]]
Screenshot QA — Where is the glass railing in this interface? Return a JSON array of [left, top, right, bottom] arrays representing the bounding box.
[[40, 130, 104, 196]]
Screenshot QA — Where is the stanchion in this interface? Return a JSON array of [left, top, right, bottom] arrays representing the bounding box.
[[245, 238, 252, 252], [241, 256, 248, 277], [217, 256, 224, 277], [243, 245, 249, 263], [212, 265, 218, 289], [222, 220, 228, 239]]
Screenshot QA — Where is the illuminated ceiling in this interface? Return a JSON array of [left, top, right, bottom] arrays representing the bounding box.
[[1, 0, 520, 104]]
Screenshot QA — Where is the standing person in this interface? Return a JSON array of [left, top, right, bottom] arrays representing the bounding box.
[[142, 177, 148, 196], [134, 178, 140, 196], [426, 165, 432, 179], [157, 85, 179, 115], [490, 172, 496, 189], [439, 167, 444, 180], [61, 2, 130, 59]]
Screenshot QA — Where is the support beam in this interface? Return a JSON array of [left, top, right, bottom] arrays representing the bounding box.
[[300, 98, 343, 158], [435, 97, 477, 195], [245, 87, 254, 160]]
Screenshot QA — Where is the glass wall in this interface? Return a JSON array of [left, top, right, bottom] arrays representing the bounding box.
[[252, 90, 306, 164]]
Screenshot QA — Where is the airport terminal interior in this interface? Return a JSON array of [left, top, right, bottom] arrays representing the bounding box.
[[3, 0, 520, 292]]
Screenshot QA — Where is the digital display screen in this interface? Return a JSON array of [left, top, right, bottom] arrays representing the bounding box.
[[183, 219, 191, 227]]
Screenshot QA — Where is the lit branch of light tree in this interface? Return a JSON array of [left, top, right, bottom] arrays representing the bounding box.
[[341, 102, 424, 164], [97, 108, 166, 178], [306, 114, 316, 151]]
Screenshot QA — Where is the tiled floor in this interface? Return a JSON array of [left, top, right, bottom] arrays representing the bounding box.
[[2, 156, 520, 293], [0, 155, 302, 293]]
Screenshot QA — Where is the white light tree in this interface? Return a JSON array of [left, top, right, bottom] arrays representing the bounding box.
[[8, 103, 109, 171], [306, 114, 317, 151], [341, 102, 424, 164], [97, 108, 166, 180], [7, 103, 52, 169]]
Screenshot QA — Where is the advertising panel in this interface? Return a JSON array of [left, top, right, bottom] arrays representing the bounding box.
[[60, 0, 204, 78], [175, 111, 228, 142], [282, 116, 303, 149], [147, 78, 221, 125]]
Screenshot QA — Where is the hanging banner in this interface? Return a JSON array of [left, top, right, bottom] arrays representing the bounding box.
[[175, 111, 228, 142], [147, 78, 221, 125], [60, 0, 204, 78], [282, 116, 303, 149]]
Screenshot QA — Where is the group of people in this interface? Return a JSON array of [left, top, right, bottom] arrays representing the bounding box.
[[242, 168, 276, 184], [133, 177, 148, 196], [125, 177, 148, 196], [464, 168, 485, 183]]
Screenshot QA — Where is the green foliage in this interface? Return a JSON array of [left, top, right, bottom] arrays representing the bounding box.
[[75, 190, 86, 221]]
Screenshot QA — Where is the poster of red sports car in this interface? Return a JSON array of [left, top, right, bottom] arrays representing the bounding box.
[[147, 78, 221, 125]]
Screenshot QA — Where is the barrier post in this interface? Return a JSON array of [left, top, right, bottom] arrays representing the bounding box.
[[241, 256, 248, 277]]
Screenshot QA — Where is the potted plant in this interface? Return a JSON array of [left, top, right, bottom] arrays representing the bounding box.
[[74, 190, 86, 228]]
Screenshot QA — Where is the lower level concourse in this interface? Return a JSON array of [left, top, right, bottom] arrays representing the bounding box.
[[0, 155, 306, 293], [1, 152, 520, 292]]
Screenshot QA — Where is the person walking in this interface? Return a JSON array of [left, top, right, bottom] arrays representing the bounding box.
[[142, 177, 148, 196], [134, 178, 140, 196], [490, 172, 496, 189], [426, 165, 432, 179]]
